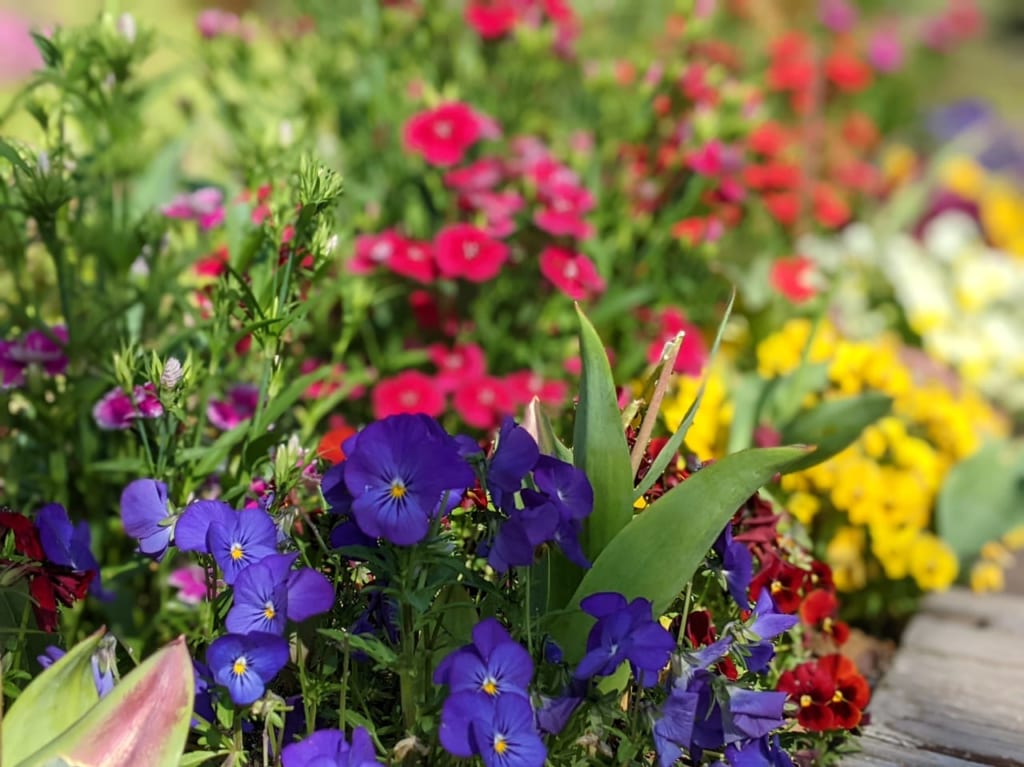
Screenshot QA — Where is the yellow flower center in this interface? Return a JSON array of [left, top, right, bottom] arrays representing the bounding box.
[[263, 602, 276, 620], [480, 677, 498, 696], [493, 734, 508, 755], [799, 694, 813, 708], [232, 657, 248, 677], [832, 690, 844, 703], [230, 542, 244, 561], [389, 480, 407, 500]]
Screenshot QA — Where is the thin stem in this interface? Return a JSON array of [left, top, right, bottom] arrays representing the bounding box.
[[338, 634, 350, 732], [629, 333, 683, 479]]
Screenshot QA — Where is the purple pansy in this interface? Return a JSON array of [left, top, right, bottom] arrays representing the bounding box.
[[486, 491, 560, 573], [342, 414, 474, 546], [721, 734, 795, 767], [713, 526, 753, 608], [434, 618, 533, 701], [440, 692, 546, 767], [175, 501, 278, 584], [486, 417, 539, 511], [742, 590, 799, 673], [119, 478, 174, 560], [35, 503, 109, 599], [281, 727, 384, 767], [575, 593, 674, 687], [722, 688, 788, 745], [207, 632, 289, 705], [226, 553, 334, 635]]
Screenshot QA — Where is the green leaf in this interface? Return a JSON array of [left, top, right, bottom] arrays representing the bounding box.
[[16, 636, 194, 767], [573, 305, 633, 562], [318, 629, 397, 668], [761, 363, 830, 427], [177, 751, 228, 767], [937, 439, 1024, 566], [726, 375, 767, 454], [3, 628, 105, 766], [128, 140, 184, 219], [0, 139, 30, 173], [521, 397, 573, 463], [549, 447, 809, 662], [778, 393, 892, 473], [253, 366, 330, 435], [183, 423, 249, 476]]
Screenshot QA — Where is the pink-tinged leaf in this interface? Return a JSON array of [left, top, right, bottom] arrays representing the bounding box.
[[2, 628, 105, 766], [17, 636, 194, 767]]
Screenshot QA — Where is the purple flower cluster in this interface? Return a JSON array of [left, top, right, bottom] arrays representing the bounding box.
[[0, 325, 68, 387], [281, 727, 384, 767], [485, 418, 594, 572], [119, 481, 335, 707], [435, 619, 546, 767]]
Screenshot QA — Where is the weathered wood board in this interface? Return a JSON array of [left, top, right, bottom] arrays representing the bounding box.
[[844, 588, 1024, 766]]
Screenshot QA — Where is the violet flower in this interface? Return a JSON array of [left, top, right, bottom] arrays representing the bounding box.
[[440, 692, 546, 767], [119, 478, 174, 560], [38, 643, 115, 697], [575, 593, 674, 687], [225, 552, 334, 635], [207, 632, 289, 705], [713, 526, 753, 608], [434, 618, 533, 701], [35, 503, 109, 599], [281, 727, 384, 767], [174, 501, 278, 584], [486, 417, 540, 511]]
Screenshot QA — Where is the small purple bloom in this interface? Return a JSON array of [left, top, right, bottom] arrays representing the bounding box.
[[435, 618, 533, 700], [742, 590, 798, 673], [207, 632, 289, 705], [176, 501, 278, 584], [93, 384, 164, 430], [37, 643, 115, 698], [575, 593, 675, 687], [35, 503, 109, 599], [281, 727, 384, 767], [440, 692, 546, 767], [723, 734, 795, 767], [119, 478, 173, 560], [343, 414, 474, 546], [321, 462, 353, 516], [713, 526, 753, 608], [722, 688, 787, 744], [5, 326, 68, 377], [486, 417, 539, 510], [535, 693, 581, 736], [927, 100, 992, 142], [487, 492, 560, 573], [653, 685, 699, 767], [226, 553, 334, 634], [192, 660, 216, 727], [207, 383, 260, 431]]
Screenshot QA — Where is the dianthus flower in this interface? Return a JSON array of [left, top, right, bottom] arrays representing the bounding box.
[[341, 414, 474, 545], [371, 370, 445, 419], [453, 375, 512, 429], [161, 187, 225, 230], [538, 247, 605, 301], [435, 223, 509, 282], [93, 383, 164, 430], [207, 384, 259, 431], [0, 325, 68, 386], [403, 102, 491, 167]]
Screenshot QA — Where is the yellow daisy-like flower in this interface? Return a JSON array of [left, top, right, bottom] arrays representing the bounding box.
[[908, 533, 959, 591], [970, 560, 1005, 593]]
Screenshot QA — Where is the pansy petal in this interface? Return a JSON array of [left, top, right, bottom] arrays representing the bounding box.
[[120, 479, 169, 540], [174, 500, 234, 553], [285, 568, 335, 622]]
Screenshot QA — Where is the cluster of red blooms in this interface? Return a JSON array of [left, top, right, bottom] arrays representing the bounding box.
[[462, 0, 578, 55], [635, 438, 872, 733], [0, 508, 92, 632]]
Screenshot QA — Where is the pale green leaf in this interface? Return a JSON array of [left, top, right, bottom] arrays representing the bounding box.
[[779, 393, 892, 473]]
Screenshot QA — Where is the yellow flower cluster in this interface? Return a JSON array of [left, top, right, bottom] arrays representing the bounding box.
[[660, 366, 734, 461], [764, 319, 1009, 594], [941, 156, 1024, 259]]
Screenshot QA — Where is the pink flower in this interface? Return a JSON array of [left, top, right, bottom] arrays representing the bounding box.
[[434, 224, 508, 282], [1, 325, 69, 385], [0, 12, 42, 83], [534, 184, 594, 239], [465, 0, 519, 39], [372, 370, 445, 418], [429, 343, 487, 393], [452, 376, 512, 429], [168, 564, 209, 604], [0, 341, 23, 388], [389, 238, 437, 283], [645, 308, 707, 376], [349, 230, 406, 275], [464, 190, 524, 237], [818, 0, 857, 34], [539, 247, 605, 300], [403, 102, 493, 167], [207, 384, 259, 431], [161, 187, 225, 231], [867, 27, 904, 73], [444, 158, 505, 193], [770, 256, 818, 303], [196, 9, 247, 40], [504, 370, 568, 407], [93, 384, 165, 430]]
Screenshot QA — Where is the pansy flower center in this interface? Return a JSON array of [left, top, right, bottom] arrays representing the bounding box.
[[480, 675, 499, 696], [390, 479, 407, 500], [232, 656, 249, 677], [263, 601, 276, 620], [230, 542, 245, 561], [799, 694, 813, 708], [493, 733, 509, 755], [832, 690, 844, 703]]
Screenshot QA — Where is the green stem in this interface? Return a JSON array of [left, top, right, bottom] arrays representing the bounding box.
[[338, 635, 350, 732]]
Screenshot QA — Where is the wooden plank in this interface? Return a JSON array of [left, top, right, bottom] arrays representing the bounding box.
[[919, 589, 1024, 635]]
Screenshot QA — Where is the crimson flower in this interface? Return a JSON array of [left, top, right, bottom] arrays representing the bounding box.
[[539, 247, 605, 301], [769, 256, 818, 303], [465, 0, 519, 39], [453, 376, 512, 430], [372, 370, 445, 419], [776, 654, 870, 731], [435, 223, 508, 282], [403, 102, 491, 167], [429, 343, 487, 393]]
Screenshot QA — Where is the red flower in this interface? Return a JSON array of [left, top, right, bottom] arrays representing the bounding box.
[[779, 655, 869, 731], [371, 371, 445, 419], [748, 121, 790, 156], [813, 184, 851, 228], [763, 191, 800, 226], [539, 246, 605, 300], [465, 0, 519, 39], [534, 183, 595, 239], [825, 50, 872, 93], [504, 370, 568, 407], [388, 238, 436, 284], [452, 376, 512, 429], [770, 256, 818, 303], [444, 157, 504, 193], [434, 224, 509, 282], [0, 510, 45, 560], [403, 102, 489, 167], [429, 342, 487, 393], [767, 32, 815, 93], [685, 610, 738, 679], [799, 588, 851, 644], [645, 308, 708, 376], [349, 230, 406, 274], [749, 555, 807, 613], [317, 422, 357, 465]]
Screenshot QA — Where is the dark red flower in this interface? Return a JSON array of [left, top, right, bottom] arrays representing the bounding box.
[[435, 223, 508, 282], [777, 659, 837, 731], [800, 588, 851, 644], [0, 510, 45, 560]]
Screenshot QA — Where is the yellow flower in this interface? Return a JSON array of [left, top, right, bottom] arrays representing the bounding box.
[[787, 492, 820, 526], [908, 533, 958, 591], [939, 156, 986, 201], [1003, 524, 1024, 550], [882, 144, 916, 186], [827, 527, 867, 592], [980, 181, 1024, 252], [755, 319, 835, 379], [970, 560, 1004, 593], [662, 369, 733, 460], [870, 523, 918, 580], [980, 541, 1014, 567]]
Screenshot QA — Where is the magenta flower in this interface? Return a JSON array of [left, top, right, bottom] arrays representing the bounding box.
[[0, 325, 68, 386], [348, 230, 406, 275], [93, 383, 163, 430], [452, 376, 512, 430], [225, 553, 334, 635], [196, 9, 245, 39], [0, 12, 43, 83], [539, 247, 605, 301], [161, 187, 225, 230], [119, 478, 174, 560], [168, 564, 208, 604], [818, 0, 857, 33], [207, 632, 289, 705], [281, 727, 384, 767], [207, 384, 259, 430], [403, 102, 492, 167], [435, 223, 509, 282], [867, 27, 904, 73], [444, 157, 504, 193]]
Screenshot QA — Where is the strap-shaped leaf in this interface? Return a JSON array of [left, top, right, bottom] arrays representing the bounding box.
[[3, 629, 105, 765], [573, 305, 633, 562], [779, 392, 892, 473], [16, 636, 194, 767], [549, 446, 809, 662]]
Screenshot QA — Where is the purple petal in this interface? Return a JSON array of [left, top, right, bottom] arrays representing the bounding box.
[[580, 592, 627, 619], [120, 479, 169, 540], [35, 503, 74, 567], [173, 500, 234, 553], [440, 691, 490, 758], [285, 568, 335, 622]]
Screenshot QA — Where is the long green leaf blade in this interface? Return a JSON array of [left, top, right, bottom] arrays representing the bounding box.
[[550, 446, 809, 662], [573, 305, 633, 562], [779, 392, 892, 473]]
